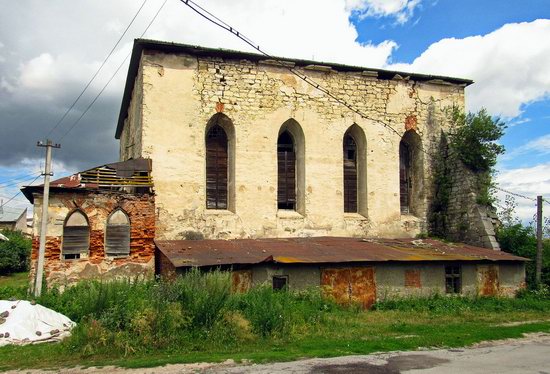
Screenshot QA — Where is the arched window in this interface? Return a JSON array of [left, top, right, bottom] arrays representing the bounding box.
[[343, 124, 367, 216], [399, 130, 423, 215], [105, 209, 130, 257], [277, 130, 296, 210], [343, 134, 358, 213], [206, 124, 228, 209], [62, 210, 89, 260]]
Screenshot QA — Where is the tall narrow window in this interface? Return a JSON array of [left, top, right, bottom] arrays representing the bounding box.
[[105, 209, 130, 257], [399, 140, 411, 214], [445, 265, 461, 294], [277, 130, 296, 210], [206, 124, 228, 209], [62, 210, 89, 260], [343, 134, 358, 213]]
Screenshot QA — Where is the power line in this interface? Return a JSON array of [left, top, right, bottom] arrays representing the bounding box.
[[0, 172, 41, 187], [0, 173, 42, 188], [492, 186, 538, 202], [59, 0, 168, 141], [46, 0, 149, 139], [178, 0, 418, 151], [0, 175, 41, 208]]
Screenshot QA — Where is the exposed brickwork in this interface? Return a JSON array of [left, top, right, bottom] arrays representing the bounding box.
[[30, 191, 155, 289], [404, 269, 421, 288]]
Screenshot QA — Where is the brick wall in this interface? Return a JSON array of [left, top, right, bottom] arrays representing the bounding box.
[[29, 190, 155, 289]]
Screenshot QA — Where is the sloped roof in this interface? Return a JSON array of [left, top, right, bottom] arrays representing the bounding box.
[[156, 236, 527, 268], [116, 39, 474, 139], [0, 207, 26, 223], [21, 158, 152, 203]]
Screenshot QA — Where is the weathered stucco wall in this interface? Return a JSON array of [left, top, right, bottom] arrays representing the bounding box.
[[120, 50, 467, 240], [219, 262, 526, 301], [29, 191, 155, 288]]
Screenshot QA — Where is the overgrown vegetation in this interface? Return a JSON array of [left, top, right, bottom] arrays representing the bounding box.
[[496, 195, 550, 289], [0, 229, 31, 275], [430, 108, 505, 237], [0, 270, 550, 370]]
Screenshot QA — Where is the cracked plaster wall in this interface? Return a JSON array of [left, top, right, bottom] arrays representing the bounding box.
[[120, 50, 466, 240]]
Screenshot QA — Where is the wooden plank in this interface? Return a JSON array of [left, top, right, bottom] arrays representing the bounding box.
[[62, 226, 90, 255], [105, 224, 130, 256]]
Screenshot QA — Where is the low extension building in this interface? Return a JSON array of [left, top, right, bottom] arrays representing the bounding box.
[[0, 206, 27, 233], [24, 39, 527, 302]]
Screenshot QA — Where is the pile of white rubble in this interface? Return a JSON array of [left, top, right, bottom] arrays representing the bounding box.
[[0, 300, 75, 346]]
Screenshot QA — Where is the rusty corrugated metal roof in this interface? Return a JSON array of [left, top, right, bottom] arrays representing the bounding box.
[[155, 237, 527, 268], [21, 158, 153, 203]]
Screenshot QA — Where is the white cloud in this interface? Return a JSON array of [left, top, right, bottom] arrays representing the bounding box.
[[389, 19, 550, 118], [503, 134, 550, 161], [495, 163, 550, 223], [346, 0, 421, 24]]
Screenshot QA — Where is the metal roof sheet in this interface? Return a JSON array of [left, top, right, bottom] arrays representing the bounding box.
[[155, 237, 527, 268], [0, 207, 26, 223]]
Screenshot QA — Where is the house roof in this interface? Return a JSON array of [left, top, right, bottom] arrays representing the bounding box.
[[0, 207, 26, 223], [155, 236, 527, 268], [115, 39, 474, 139], [21, 158, 153, 204]]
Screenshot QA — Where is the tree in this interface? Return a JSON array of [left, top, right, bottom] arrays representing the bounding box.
[[0, 229, 32, 275]]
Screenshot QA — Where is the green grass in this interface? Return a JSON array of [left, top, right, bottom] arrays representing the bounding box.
[[0, 272, 28, 288], [0, 273, 549, 371], [0, 309, 548, 371], [0, 271, 29, 300]]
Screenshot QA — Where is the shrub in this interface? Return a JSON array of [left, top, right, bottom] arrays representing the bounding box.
[[0, 229, 32, 275]]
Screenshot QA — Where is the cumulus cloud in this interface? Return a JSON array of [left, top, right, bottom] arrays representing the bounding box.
[[389, 19, 550, 118], [504, 134, 550, 160], [495, 163, 550, 223], [345, 0, 421, 24], [0, 0, 397, 173]]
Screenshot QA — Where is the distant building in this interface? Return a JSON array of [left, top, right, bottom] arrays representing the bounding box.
[[0, 206, 27, 232]]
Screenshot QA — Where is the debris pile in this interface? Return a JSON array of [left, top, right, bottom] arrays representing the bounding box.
[[0, 300, 75, 346]]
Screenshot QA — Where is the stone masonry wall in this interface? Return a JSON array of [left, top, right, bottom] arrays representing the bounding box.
[[29, 191, 155, 289], [444, 157, 500, 249], [121, 50, 467, 240]]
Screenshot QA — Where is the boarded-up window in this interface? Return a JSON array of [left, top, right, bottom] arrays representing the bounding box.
[[399, 140, 411, 214], [206, 124, 228, 209], [277, 131, 296, 210], [343, 134, 358, 213], [105, 209, 130, 257], [445, 265, 461, 294], [62, 210, 89, 260], [272, 275, 288, 291]]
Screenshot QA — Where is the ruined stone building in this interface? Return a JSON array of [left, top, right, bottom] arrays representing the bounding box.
[[24, 39, 526, 303]]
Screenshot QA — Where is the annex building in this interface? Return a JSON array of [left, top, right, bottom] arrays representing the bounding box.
[[24, 39, 527, 304]]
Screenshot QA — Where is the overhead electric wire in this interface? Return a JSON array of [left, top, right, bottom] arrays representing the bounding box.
[[178, 0, 416, 149], [0, 172, 42, 187], [59, 0, 168, 141], [0, 174, 41, 208], [45, 0, 149, 139]]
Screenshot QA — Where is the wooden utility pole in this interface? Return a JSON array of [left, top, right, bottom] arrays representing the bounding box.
[[34, 140, 60, 297], [535, 195, 543, 286]]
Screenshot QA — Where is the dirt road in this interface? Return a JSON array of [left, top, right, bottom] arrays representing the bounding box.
[[8, 333, 550, 373]]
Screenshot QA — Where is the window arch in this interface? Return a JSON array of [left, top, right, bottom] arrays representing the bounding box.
[[343, 133, 358, 213], [62, 210, 89, 260], [105, 209, 130, 257], [277, 119, 305, 213], [343, 124, 367, 216], [399, 130, 424, 215], [277, 130, 296, 210], [205, 113, 235, 211], [206, 124, 228, 209]]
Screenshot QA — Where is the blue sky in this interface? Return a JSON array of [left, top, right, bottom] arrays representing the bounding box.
[[0, 0, 549, 222]]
